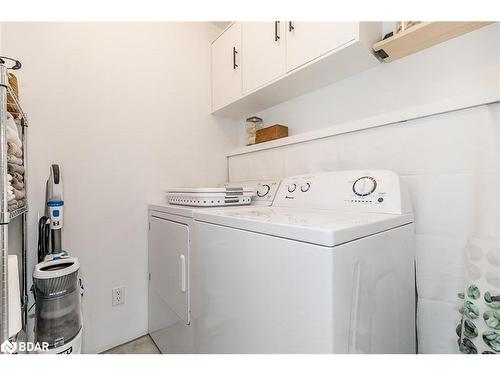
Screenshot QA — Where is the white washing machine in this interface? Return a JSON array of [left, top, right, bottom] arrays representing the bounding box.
[[192, 170, 416, 353], [147, 180, 281, 353]]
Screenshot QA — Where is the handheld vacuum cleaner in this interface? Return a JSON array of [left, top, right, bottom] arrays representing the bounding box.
[[33, 164, 83, 354]]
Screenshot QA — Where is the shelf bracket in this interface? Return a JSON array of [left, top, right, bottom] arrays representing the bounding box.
[[374, 49, 389, 60]]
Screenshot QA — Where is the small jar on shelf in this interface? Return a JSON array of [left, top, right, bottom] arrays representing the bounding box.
[[245, 116, 263, 146]]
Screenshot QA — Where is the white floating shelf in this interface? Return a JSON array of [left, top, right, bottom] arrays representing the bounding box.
[[226, 88, 500, 157]]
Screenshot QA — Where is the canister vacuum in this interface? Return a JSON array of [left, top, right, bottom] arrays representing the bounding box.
[[33, 164, 83, 354]]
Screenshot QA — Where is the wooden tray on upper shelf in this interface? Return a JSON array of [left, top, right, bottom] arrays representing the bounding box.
[[373, 22, 493, 63], [255, 125, 288, 144]]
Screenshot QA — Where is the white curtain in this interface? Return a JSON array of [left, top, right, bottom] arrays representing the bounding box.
[[458, 237, 500, 354]]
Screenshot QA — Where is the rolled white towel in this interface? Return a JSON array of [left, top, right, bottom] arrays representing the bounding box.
[[11, 177, 23, 191], [7, 155, 23, 166], [8, 163, 24, 175], [6, 112, 22, 148], [7, 142, 22, 158], [13, 188, 25, 200]]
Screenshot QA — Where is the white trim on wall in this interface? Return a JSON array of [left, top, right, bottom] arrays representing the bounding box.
[[226, 88, 500, 157]]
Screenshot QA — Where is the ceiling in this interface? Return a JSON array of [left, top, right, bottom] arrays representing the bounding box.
[[211, 22, 232, 29]]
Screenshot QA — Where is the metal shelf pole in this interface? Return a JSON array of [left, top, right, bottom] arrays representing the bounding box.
[[21, 118, 28, 328], [0, 63, 9, 344]]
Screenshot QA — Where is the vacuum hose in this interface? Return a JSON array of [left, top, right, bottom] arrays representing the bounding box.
[[37, 216, 50, 263]]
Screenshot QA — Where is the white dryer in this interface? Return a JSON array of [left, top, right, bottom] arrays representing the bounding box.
[[192, 170, 416, 353], [147, 180, 280, 353]]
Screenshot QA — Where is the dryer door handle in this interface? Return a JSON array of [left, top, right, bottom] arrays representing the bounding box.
[[179, 254, 187, 293]]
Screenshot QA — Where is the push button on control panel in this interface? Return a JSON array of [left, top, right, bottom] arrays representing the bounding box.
[[257, 184, 271, 197], [300, 183, 311, 192], [288, 183, 297, 193]]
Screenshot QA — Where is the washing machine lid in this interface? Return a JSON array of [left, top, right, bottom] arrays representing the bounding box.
[[148, 203, 252, 219], [149, 203, 199, 218], [193, 207, 413, 247]]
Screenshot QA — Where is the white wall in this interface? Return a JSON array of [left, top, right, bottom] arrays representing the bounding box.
[[236, 23, 499, 144], [2, 22, 238, 353]]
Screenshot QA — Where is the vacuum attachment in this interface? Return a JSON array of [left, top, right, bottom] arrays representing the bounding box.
[[33, 258, 81, 349], [46, 164, 64, 254]]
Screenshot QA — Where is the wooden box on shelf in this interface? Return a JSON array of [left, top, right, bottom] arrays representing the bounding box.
[[255, 124, 288, 144]]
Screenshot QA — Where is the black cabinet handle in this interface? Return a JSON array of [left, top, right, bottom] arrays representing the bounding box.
[[289, 21, 294, 32], [275, 21, 280, 41], [233, 46, 238, 69]]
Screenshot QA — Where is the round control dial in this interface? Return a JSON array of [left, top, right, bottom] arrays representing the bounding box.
[[257, 184, 270, 197], [301, 183, 311, 192], [353, 176, 377, 196], [288, 183, 297, 193]]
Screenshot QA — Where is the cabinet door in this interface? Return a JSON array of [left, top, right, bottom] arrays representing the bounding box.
[[211, 23, 242, 110], [242, 21, 286, 93], [286, 22, 357, 72], [149, 216, 190, 323]]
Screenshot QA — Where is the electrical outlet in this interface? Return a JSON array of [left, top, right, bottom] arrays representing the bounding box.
[[112, 286, 125, 306]]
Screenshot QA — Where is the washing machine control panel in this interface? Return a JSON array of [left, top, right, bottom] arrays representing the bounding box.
[[274, 170, 411, 214], [226, 180, 281, 206]]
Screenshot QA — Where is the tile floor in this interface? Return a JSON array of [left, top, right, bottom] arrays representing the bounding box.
[[103, 335, 160, 354]]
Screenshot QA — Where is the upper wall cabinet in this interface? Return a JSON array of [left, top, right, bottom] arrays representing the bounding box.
[[242, 21, 287, 94], [211, 22, 382, 118], [211, 22, 242, 110], [286, 22, 358, 71]]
